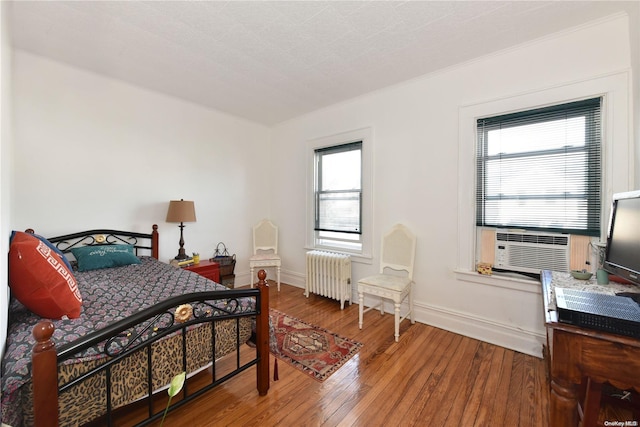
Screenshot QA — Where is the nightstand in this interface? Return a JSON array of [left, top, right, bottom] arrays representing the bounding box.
[[184, 259, 220, 284]]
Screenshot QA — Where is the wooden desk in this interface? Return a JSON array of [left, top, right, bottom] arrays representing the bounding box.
[[541, 270, 640, 426]]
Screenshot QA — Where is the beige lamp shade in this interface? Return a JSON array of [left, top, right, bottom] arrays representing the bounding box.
[[166, 200, 196, 223], [166, 199, 196, 260]]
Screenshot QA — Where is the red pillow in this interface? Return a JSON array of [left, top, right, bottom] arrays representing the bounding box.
[[9, 231, 82, 319]]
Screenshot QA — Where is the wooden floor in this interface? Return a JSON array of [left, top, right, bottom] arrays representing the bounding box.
[[129, 283, 550, 426]]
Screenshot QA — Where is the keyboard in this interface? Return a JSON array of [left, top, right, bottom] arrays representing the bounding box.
[[555, 288, 640, 338]]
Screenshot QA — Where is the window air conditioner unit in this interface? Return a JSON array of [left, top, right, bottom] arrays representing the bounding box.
[[494, 230, 570, 274]]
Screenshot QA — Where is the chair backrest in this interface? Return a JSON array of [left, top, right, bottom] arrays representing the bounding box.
[[379, 224, 416, 279], [253, 219, 278, 255]]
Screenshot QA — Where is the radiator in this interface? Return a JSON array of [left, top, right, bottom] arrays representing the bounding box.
[[305, 250, 352, 309]]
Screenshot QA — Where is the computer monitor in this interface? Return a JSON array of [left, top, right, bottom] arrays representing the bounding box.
[[603, 190, 640, 286]]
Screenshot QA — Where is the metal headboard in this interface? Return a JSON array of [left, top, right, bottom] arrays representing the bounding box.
[[36, 225, 159, 259]]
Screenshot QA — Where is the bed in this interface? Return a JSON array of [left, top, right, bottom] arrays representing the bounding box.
[[1, 225, 270, 426]]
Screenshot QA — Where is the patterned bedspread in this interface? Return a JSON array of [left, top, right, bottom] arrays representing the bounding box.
[[1, 256, 255, 426]]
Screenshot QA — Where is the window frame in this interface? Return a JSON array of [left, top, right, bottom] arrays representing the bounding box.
[[306, 128, 373, 260], [456, 72, 632, 283]]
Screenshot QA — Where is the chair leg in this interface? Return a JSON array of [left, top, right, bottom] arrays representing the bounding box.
[[358, 291, 364, 329], [409, 286, 415, 324], [394, 302, 401, 342], [250, 267, 254, 288], [379, 298, 384, 315], [276, 266, 281, 292]]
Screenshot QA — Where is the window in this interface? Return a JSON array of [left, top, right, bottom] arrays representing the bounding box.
[[306, 127, 372, 258], [458, 75, 630, 284], [476, 97, 602, 236], [314, 142, 362, 251]]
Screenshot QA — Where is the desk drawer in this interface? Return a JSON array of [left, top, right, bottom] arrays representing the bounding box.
[[185, 262, 220, 283], [196, 266, 220, 283]]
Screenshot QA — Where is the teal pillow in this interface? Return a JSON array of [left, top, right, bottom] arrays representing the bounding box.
[[71, 244, 141, 272]]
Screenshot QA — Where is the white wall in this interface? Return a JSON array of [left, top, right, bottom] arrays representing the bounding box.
[[271, 14, 636, 357], [1, 1, 13, 356], [11, 51, 271, 278]]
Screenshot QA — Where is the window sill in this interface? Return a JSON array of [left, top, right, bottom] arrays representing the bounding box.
[[454, 269, 541, 294]]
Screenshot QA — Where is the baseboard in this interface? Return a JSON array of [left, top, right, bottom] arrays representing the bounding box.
[[355, 293, 544, 358], [281, 270, 306, 288], [414, 301, 545, 358]]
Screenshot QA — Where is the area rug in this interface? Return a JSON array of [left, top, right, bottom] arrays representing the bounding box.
[[269, 309, 363, 382]]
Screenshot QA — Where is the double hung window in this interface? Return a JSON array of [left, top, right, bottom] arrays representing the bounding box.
[[476, 97, 602, 236], [314, 141, 362, 251]]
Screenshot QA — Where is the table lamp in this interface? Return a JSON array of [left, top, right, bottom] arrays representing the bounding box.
[[166, 199, 196, 260]]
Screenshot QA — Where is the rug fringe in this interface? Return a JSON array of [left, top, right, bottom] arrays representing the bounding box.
[[274, 358, 279, 381]]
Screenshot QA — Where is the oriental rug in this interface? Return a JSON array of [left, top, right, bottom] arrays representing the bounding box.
[[269, 309, 363, 382]]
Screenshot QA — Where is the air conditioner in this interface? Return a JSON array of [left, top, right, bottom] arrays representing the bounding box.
[[494, 230, 570, 274]]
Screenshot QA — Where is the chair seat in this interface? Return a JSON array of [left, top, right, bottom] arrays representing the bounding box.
[[249, 254, 281, 263], [249, 254, 281, 291], [358, 274, 412, 292]]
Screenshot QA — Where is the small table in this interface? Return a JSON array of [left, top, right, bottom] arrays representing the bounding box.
[[541, 270, 640, 426], [184, 259, 221, 284]]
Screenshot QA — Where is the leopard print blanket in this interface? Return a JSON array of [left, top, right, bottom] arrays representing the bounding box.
[[1, 257, 255, 426]]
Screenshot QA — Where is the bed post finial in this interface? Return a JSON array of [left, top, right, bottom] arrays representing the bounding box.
[[32, 320, 58, 426], [151, 224, 159, 260], [256, 269, 270, 396], [257, 269, 267, 283]]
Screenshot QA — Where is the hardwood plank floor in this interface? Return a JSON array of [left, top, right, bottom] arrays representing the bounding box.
[[123, 283, 550, 426]]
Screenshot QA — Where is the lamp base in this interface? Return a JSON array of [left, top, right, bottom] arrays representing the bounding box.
[[174, 246, 189, 260], [174, 222, 189, 260]]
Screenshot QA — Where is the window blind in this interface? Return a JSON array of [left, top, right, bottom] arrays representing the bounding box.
[[476, 97, 602, 236]]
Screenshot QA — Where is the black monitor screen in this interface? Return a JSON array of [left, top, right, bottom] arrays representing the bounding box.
[[604, 191, 640, 285]]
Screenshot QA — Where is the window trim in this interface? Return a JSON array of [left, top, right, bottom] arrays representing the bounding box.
[[306, 128, 373, 260], [456, 72, 632, 278]]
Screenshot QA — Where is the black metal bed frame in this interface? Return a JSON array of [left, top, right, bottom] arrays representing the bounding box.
[[59, 289, 262, 426], [27, 226, 270, 426]]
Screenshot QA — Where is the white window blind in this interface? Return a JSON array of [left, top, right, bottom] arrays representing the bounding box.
[[476, 97, 602, 236]]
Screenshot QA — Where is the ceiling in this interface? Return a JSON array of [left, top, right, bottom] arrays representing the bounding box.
[[8, 1, 639, 125]]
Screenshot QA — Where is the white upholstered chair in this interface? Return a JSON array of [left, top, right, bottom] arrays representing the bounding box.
[[249, 219, 281, 291], [358, 224, 416, 342]]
